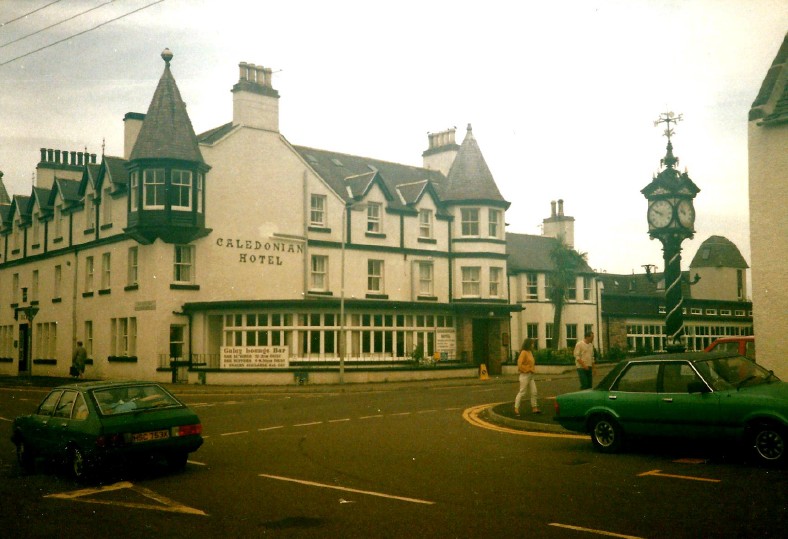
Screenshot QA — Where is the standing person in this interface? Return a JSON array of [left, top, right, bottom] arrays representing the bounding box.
[[514, 338, 540, 416], [574, 331, 595, 389], [72, 341, 87, 379]]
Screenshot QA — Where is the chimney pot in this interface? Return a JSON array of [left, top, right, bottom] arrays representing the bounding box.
[[40, 148, 47, 162], [263, 67, 272, 87], [91, 153, 97, 164], [239, 62, 248, 81], [47, 149, 54, 162], [558, 199, 564, 216], [70, 151, 77, 165], [550, 200, 556, 217]]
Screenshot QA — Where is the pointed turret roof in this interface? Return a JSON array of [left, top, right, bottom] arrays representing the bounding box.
[[0, 173, 10, 205], [441, 125, 508, 206], [129, 49, 205, 163], [750, 32, 788, 125]]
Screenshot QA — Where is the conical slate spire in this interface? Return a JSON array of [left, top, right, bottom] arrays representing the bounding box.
[[442, 124, 507, 204], [129, 49, 205, 163]]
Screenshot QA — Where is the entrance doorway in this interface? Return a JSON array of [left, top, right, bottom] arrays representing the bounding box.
[[18, 323, 29, 374]]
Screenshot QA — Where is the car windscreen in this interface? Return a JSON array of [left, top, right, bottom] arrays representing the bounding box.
[[91, 385, 182, 415], [694, 356, 777, 391]]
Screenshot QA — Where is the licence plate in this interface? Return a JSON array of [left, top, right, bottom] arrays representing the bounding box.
[[132, 430, 170, 443]]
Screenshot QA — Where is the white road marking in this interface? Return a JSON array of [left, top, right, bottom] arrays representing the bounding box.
[[416, 409, 438, 414], [220, 430, 249, 437], [187, 460, 207, 466], [259, 426, 285, 431], [293, 421, 323, 427], [259, 473, 435, 505], [549, 523, 643, 538], [359, 414, 384, 419], [328, 418, 351, 423], [0, 417, 11, 422], [390, 412, 411, 416]]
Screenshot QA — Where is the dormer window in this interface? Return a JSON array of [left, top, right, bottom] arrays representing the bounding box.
[[419, 209, 433, 239], [366, 203, 382, 233], [143, 169, 166, 209], [85, 195, 95, 230]]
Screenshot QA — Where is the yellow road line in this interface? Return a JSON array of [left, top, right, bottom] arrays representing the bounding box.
[[463, 403, 587, 439], [638, 469, 720, 483], [549, 522, 643, 538]]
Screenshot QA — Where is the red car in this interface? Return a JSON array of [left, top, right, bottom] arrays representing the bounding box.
[[705, 336, 755, 362]]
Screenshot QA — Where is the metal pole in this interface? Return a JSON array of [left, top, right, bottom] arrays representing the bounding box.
[[339, 206, 346, 384]]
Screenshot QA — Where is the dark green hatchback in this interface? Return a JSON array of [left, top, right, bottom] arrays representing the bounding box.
[[11, 380, 203, 479], [554, 352, 787, 466]]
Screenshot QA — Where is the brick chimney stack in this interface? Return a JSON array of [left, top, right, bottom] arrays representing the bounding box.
[[232, 61, 280, 132]]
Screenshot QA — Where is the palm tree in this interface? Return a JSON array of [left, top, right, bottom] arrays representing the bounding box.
[[548, 237, 588, 349]]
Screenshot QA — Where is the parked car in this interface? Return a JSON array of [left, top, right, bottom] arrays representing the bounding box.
[[11, 380, 203, 479], [554, 352, 787, 466], [705, 336, 755, 362]]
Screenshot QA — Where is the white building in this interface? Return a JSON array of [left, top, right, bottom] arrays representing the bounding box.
[[0, 51, 519, 384], [748, 32, 788, 379]]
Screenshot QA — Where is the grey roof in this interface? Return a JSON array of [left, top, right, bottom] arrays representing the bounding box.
[[689, 235, 749, 269], [750, 32, 788, 125], [597, 271, 701, 300], [130, 54, 205, 164], [101, 155, 130, 188], [0, 176, 10, 205], [47, 178, 81, 207], [292, 145, 447, 212], [0, 204, 10, 226], [441, 125, 508, 207], [507, 232, 594, 274], [30, 187, 52, 215]]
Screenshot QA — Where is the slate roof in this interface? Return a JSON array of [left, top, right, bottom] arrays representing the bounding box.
[[442, 125, 508, 206], [30, 187, 52, 215], [0, 176, 10, 205], [47, 178, 81, 207], [0, 204, 10, 227], [506, 232, 594, 274], [101, 155, 130, 188], [597, 271, 702, 300], [750, 32, 788, 125], [689, 235, 749, 269], [292, 145, 447, 212], [130, 52, 205, 164]]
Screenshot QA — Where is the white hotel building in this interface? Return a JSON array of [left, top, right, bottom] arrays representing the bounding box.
[[0, 50, 520, 384]]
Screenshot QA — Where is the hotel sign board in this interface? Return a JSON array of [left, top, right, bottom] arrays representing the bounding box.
[[435, 329, 456, 359], [221, 346, 290, 369]]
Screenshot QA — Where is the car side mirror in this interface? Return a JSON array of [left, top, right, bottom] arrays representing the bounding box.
[[688, 381, 710, 394]]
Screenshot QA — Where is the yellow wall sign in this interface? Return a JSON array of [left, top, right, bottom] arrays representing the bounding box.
[[221, 346, 289, 369]]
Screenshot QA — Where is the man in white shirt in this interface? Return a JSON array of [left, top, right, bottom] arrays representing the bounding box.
[[574, 331, 595, 389]]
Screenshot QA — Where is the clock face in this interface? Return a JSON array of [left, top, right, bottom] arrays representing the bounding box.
[[648, 199, 673, 228], [677, 199, 695, 228]]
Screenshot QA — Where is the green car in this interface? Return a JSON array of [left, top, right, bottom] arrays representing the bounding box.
[[11, 380, 203, 479], [554, 352, 787, 466]]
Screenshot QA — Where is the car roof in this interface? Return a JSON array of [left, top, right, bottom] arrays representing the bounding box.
[[623, 351, 743, 364], [52, 380, 164, 392]]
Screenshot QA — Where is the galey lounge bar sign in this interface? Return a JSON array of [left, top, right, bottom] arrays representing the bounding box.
[[221, 346, 290, 369], [215, 238, 304, 265]]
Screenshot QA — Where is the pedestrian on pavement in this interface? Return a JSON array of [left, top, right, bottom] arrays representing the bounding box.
[[72, 341, 87, 378], [514, 338, 540, 416], [574, 331, 595, 389]]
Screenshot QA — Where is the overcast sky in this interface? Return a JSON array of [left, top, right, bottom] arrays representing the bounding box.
[[1, 0, 786, 279]]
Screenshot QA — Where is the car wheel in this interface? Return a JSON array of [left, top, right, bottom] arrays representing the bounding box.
[[166, 452, 188, 471], [16, 439, 35, 474], [68, 446, 89, 480], [590, 415, 623, 453], [750, 423, 786, 466]]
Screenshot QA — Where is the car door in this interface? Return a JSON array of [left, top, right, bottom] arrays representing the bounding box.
[[48, 390, 79, 453], [608, 362, 661, 436], [657, 361, 722, 439], [21, 390, 63, 457]]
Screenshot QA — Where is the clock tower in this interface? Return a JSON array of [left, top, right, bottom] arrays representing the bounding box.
[[641, 112, 701, 353]]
